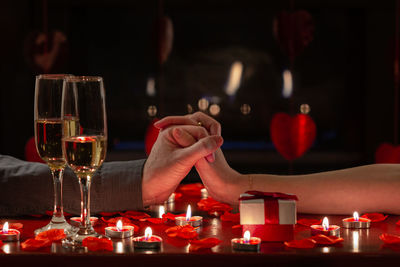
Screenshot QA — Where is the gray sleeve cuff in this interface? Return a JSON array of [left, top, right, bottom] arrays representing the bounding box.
[[90, 159, 146, 214]]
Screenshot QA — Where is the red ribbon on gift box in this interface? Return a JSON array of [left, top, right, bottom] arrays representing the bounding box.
[[239, 191, 298, 224]]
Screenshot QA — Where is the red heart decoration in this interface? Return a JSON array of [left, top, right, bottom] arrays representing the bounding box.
[[25, 136, 44, 163], [375, 143, 400, 163], [270, 112, 316, 161], [273, 10, 314, 62], [145, 118, 160, 156]]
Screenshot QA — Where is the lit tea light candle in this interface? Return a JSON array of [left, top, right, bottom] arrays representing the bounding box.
[[70, 216, 98, 227], [133, 227, 162, 249], [165, 193, 175, 204], [0, 222, 20, 242], [231, 230, 261, 252], [201, 188, 209, 199], [175, 205, 203, 227], [159, 206, 165, 219], [342, 212, 371, 229], [310, 217, 340, 236], [105, 220, 134, 238]]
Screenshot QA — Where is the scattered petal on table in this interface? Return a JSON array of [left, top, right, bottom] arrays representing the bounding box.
[[296, 218, 322, 227], [284, 238, 316, 249], [165, 225, 198, 239], [102, 216, 132, 225], [120, 211, 151, 220], [361, 213, 388, 222], [82, 237, 113, 252], [35, 229, 66, 242], [177, 183, 204, 197], [310, 234, 344, 245], [380, 233, 400, 245], [189, 237, 222, 251], [197, 198, 232, 215], [21, 238, 52, 251], [162, 213, 185, 221], [144, 218, 165, 224]]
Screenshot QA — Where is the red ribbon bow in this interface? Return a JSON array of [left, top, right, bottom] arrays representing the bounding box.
[[239, 191, 297, 225]]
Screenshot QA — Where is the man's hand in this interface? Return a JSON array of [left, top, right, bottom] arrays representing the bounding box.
[[154, 112, 221, 162], [142, 125, 223, 206]]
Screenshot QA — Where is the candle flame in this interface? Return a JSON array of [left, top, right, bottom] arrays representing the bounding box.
[[116, 220, 123, 231], [159, 206, 165, 219], [2, 222, 8, 234], [353, 211, 359, 221], [145, 227, 152, 241], [225, 61, 243, 96], [282, 69, 293, 98], [186, 205, 192, 221], [243, 230, 251, 243], [322, 217, 329, 231]]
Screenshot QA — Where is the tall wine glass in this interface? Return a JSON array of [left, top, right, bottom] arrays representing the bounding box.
[[34, 74, 74, 235], [61, 76, 107, 245]]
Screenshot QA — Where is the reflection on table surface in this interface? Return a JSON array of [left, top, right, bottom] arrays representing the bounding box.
[[2, 193, 400, 266]]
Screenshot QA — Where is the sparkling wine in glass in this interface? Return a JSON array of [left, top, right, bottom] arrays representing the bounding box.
[[34, 74, 75, 235], [61, 76, 107, 246]]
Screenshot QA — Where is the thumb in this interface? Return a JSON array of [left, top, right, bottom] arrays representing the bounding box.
[[176, 135, 223, 166]]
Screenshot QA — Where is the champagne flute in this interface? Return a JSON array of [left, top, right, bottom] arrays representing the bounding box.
[[61, 76, 107, 245], [34, 74, 74, 235]]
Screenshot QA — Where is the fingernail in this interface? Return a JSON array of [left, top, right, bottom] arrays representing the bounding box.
[[206, 153, 215, 163]]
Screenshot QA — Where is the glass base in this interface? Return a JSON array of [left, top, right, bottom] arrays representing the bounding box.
[[34, 216, 76, 236], [61, 227, 100, 249]]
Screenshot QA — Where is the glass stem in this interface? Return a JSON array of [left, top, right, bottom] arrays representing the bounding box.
[[78, 175, 92, 231], [51, 168, 65, 222]]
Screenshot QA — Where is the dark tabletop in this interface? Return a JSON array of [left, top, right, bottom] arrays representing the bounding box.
[[1, 194, 400, 267]]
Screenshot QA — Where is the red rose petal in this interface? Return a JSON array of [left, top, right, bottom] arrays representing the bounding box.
[[310, 234, 344, 245], [197, 197, 232, 215], [165, 225, 198, 239], [380, 233, 400, 245], [220, 211, 240, 223], [144, 218, 165, 224], [102, 217, 132, 225], [361, 213, 388, 222], [35, 229, 66, 242], [21, 238, 52, 251], [0, 223, 23, 230], [177, 183, 204, 197], [297, 218, 322, 227], [189, 237, 222, 251], [162, 213, 185, 221], [120, 211, 151, 220], [284, 238, 316, 249], [82, 237, 113, 252]]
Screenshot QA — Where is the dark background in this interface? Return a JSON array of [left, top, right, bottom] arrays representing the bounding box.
[[0, 0, 397, 175]]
